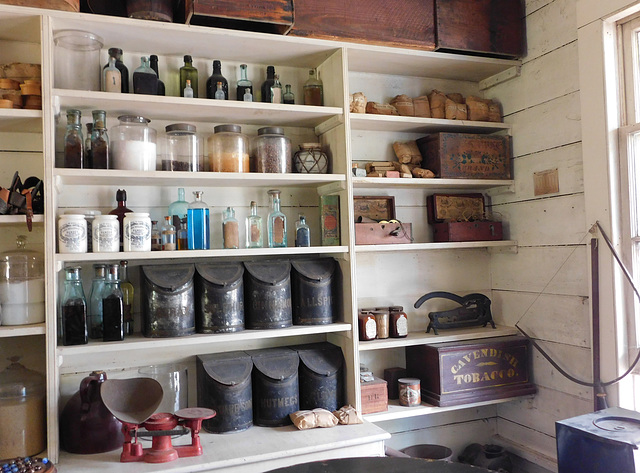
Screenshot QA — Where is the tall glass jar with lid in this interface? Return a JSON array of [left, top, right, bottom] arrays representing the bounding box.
[[207, 124, 250, 172], [164, 123, 198, 171], [110, 115, 157, 171], [253, 127, 291, 173]]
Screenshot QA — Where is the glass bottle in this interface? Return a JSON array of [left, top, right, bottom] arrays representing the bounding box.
[[91, 109, 109, 169], [61, 266, 88, 346], [267, 189, 287, 248], [236, 63, 252, 101], [151, 220, 162, 251], [161, 216, 176, 250], [246, 200, 263, 248], [222, 206, 239, 249], [133, 56, 158, 95], [243, 87, 253, 102], [184, 79, 194, 98], [180, 55, 198, 98], [108, 189, 132, 251], [64, 109, 84, 168], [88, 264, 106, 339], [214, 81, 225, 100], [188, 190, 210, 250], [261, 65, 276, 103], [389, 306, 408, 338], [85, 123, 93, 168], [283, 84, 295, 104], [150, 54, 165, 96], [177, 218, 188, 250], [270, 74, 283, 104], [206, 60, 228, 99], [119, 260, 134, 335], [102, 56, 121, 93], [303, 68, 323, 106], [295, 215, 310, 247], [103, 47, 129, 93], [168, 187, 189, 229], [102, 263, 124, 342]]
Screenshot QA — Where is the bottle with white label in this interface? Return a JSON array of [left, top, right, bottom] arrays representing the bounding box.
[[389, 306, 408, 338], [123, 212, 151, 252], [58, 214, 87, 254]]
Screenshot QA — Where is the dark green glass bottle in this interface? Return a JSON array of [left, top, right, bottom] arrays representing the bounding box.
[[180, 55, 198, 98]]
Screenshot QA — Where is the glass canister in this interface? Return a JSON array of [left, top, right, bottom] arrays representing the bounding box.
[[207, 124, 250, 172], [164, 123, 198, 171], [293, 143, 329, 174], [0, 235, 45, 326], [58, 214, 87, 254], [0, 358, 46, 458], [253, 127, 291, 173], [53, 30, 103, 91], [123, 212, 152, 252], [110, 115, 157, 171]]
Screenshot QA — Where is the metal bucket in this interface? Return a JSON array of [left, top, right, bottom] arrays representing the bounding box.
[[244, 261, 292, 329], [291, 258, 337, 325], [195, 262, 244, 333], [401, 444, 453, 462], [294, 342, 344, 411]]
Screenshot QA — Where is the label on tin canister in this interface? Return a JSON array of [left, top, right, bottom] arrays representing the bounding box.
[[398, 378, 421, 406]]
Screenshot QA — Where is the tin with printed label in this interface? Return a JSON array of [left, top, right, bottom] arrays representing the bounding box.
[[398, 378, 421, 406]]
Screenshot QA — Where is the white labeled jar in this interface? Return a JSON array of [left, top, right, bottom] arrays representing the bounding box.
[[123, 212, 151, 252], [58, 214, 87, 253], [65, 209, 101, 252], [92, 214, 120, 253]]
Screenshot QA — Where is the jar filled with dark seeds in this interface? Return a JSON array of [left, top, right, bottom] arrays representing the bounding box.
[[253, 127, 291, 173]]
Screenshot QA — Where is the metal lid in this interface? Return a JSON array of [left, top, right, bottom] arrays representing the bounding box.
[[214, 124, 241, 134], [258, 126, 285, 136], [198, 352, 252, 386], [196, 262, 244, 287], [295, 343, 343, 377], [244, 261, 290, 285], [142, 264, 194, 291], [250, 348, 298, 381], [166, 123, 196, 134], [291, 259, 336, 282]]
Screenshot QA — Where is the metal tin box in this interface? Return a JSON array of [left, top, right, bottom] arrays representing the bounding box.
[[197, 351, 253, 433], [293, 342, 344, 411], [141, 264, 195, 338], [244, 261, 292, 329], [291, 258, 337, 325], [195, 262, 244, 333]]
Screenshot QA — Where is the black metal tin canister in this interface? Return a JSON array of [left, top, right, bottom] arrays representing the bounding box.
[[250, 347, 299, 426], [244, 261, 292, 329], [291, 258, 337, 325], [294, 342, 344, 411], [195, 262, 245, 333], [197, 351, 253, 433], [141, 264, 196, 337]]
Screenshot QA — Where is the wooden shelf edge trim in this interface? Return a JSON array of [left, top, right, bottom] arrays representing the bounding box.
[[0, 323, 46, 337]]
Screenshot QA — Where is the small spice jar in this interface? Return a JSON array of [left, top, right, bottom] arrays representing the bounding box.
[[253, 127, 291, 173], [358, 310, 377, 341], [92, 214, 119, 253], [207, 124, 250, 172], [164, 123, 199, 171], [389, 306, 408, 338], [110, 115, 157, 171], [293, 143, 329, 174], [372, 309, 389, 339], [123, 212, 151, 252], [58, 214, 87, 254], [398, 378, 421, 406]]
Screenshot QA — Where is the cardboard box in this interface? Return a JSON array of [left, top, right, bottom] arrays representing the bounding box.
[[432, 221, 502, 242], [320, 194, 340, 246], [360, 377, 388, 414], [355, 222, 412, 245]]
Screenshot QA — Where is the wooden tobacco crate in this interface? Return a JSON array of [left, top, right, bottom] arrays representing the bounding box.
[[427, 193, 503, 242], [405, 336, 536, 407], [361, 377, 388, 414], [432, 221, 502, 242], [354, 196, 413, 245]]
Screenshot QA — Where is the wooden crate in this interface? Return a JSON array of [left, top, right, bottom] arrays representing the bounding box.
[[288, 0, 436, 50], [360, 377, 387, 414], [0, 0, 78, 11], [406, 336, 536, 407], [432, 221, 502, 242], [427, 193, 485, 224], [435, 0, 525, 59], [354, 196, 396, 222], [354, 222, 412, 245], [417, 133, 512, 180]]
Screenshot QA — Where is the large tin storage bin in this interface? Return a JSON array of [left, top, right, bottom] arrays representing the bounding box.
[[294, 342, 344, 411], [250, 348, 299, 426], [195, 262, 244, 333], [291, 259, 337, 325], [141, 264, 195, 337], [244, 261, 292, 329], [197, 351, 253, 433]]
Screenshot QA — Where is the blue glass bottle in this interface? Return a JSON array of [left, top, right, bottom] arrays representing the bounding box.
[[89, 264, 107, 339], [188, 190, 210, 250]]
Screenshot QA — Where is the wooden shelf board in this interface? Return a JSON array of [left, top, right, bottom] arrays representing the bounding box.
[[0, 214, 44, 225], [352, 177, 513, 190], [355, 240, 517, 253], [358, 325, 519, 352], [0, 323, 45, 337], [349, 114, 510, 134], [0, 109, 42, 132]]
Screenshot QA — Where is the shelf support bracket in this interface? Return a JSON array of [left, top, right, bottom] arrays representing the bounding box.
[[479, 65, 521, 90], [487, 243, 518, 254], [318, 181, 346, 195], [315, 115, 345, 136], [485, 183, 515, 197]]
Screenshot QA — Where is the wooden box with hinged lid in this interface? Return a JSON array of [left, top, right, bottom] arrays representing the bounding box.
[[427, 193, 502, 242], [354, 196, 412, 245]]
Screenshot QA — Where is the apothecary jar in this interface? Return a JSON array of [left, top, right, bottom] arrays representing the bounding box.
[[293, 143, 329, 174], [110, 115, 157, 171]]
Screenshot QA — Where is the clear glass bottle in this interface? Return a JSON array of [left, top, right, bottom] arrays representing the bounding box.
[[102, 263, 124, 342], [222, 207, 239, 249], [236, 63, 252, 101], [85, 123, 93, 168], [103, 47, 129, 93], [61, 266, 88, 346], [88, 264, 106, 339], [150, 54, 165, 96], [91, 109, 109, 169], [261, 65, 276, 103], [188, 190, 210, 250], [108, 189, 132, 251], [177, 218, 188, 250], [151, 220, 162, 251], [270, 73, 283, 104], [64, 109, 84, 168], [243, 87, 253, 102], [161, 215, 176, 251], [295, 215, 310, 247], [283, 84, 295, 104], [180, 55, 198, 98], [103, 56, 121, 93], [214, 81, 225, 100], [303, 68, 323, 106], [119, 260, 134, 335], [169, 187, 189, 229], [267, 189, 287, 248], [133, 56, 158, 95], [206, 60, 228, 99], [184, 79, 194, 98], [246, 200, 263, 248]]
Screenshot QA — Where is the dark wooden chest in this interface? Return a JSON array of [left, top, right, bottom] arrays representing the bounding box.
[[406, 336, 536, 407]]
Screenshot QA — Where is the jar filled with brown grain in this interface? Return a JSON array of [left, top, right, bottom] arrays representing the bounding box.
[[207, 124, 250, 172], [253, 126, 291, 173]]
